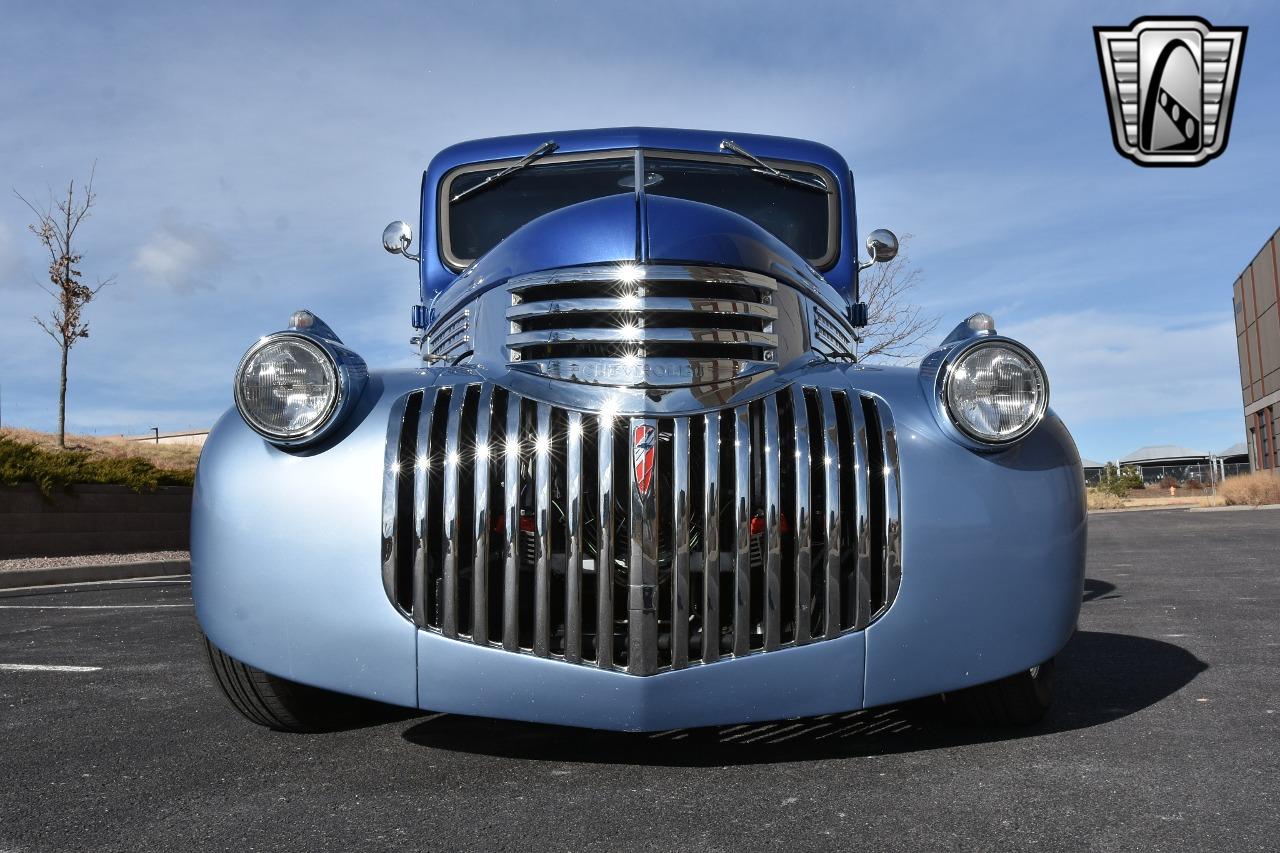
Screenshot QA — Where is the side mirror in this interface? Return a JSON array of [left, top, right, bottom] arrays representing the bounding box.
[[382, 220, 419, 261], [865, 228, 899, 264]]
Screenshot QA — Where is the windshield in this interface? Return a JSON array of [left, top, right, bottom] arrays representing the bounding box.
[[439, 151, 836, 270]]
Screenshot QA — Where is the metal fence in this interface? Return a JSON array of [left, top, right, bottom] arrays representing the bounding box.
[[1084, 462, 1252, 487]]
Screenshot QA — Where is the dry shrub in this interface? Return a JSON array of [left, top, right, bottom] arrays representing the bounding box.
[[1218, 471, 1280, 507], [0, 427, 200, 472], [1087, 488, 1126, 510]]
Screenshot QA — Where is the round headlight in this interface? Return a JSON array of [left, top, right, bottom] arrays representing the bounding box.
[[234, 335, 338, 441], [944, 341, 1048, 444]]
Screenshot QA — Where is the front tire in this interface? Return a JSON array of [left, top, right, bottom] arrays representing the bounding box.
[[202, 634, 394, 732], [942, 658, 1055, 726]]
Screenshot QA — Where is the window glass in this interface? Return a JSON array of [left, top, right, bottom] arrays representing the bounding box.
[[645, 156, 832, 263], [445, 158, 632, 265]]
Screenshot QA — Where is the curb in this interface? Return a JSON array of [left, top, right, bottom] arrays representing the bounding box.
[[0, 559, 190, 590], [1188, 503, 1280, 513]]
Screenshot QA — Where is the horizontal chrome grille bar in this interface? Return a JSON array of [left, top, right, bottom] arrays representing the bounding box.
[[507, 264, 778, 292], [506, 297, 779, 321], [509, 327, 777, 347]]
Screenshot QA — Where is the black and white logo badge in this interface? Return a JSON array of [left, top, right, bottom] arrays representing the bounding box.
[[1094, 17, 1246, 166]]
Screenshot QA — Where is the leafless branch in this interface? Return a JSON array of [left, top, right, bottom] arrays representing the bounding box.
[[857, 233, 938, 362]]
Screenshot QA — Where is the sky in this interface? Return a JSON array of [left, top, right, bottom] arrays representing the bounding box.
[[1, 0, 1276, 463]]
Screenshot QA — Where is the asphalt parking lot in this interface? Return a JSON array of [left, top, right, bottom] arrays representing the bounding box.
[[2, 509, 1277, 853]]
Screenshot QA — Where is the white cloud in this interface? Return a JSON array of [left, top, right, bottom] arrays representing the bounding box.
[[131, 215, 228, 291], [1004, 310, 1241, 428]]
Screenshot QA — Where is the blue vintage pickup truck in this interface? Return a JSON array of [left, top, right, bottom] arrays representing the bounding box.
[[193, 127, 1086, 733]]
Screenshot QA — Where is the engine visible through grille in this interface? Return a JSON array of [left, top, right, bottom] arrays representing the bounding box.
[[381, 383, 901, 675]]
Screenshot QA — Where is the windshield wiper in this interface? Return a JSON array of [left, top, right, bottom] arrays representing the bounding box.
[[450, 139, 559, 204], [719, 140, 831, 194]]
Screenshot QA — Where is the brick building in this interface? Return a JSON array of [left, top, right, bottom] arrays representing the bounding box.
[[1233, 228, 1280, 472]]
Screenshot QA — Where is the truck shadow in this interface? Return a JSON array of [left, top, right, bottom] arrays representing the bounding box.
[[400, 628, 1207, 766]]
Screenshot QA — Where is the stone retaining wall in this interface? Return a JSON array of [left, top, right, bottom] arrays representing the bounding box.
[[0, 484, 192, 558]]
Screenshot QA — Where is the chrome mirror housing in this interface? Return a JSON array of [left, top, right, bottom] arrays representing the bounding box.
[[382, 220, 419, 261], [857, 228, 899, 271], [866, 229, 899, 263]]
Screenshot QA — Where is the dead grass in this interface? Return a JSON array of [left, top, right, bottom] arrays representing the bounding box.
[[1218, 471, 1280, 507], [1086, 488, 1126, 510], [0, 427, 201, 473]]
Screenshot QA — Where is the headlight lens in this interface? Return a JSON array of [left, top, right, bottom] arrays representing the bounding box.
[[944, 342, 1047, 443], [235, 336, 338, 440]]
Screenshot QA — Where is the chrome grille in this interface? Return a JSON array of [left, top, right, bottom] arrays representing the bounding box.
[[812, 303, 854, 357], [382, 383, 901, 675], [425, 309, 471, 360], [505, 264, 779, 386]]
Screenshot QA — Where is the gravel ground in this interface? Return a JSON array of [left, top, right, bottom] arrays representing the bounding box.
[[0, 550, 189, 573]]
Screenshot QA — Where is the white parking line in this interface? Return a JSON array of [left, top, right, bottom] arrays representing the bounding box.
[[0, 576, 191, 593], [0, 605, 193, 610], [0, 663, 102, 672]]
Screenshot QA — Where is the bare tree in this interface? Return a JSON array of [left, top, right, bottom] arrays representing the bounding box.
[[857, 234, 938, 362], [16, 166, 115, 447]]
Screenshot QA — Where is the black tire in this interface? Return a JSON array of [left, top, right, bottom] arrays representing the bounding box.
[[202, 633, 393, 733], [941, 658, 1055, 727]]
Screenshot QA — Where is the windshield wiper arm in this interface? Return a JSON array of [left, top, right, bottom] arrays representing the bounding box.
[[450, 139, 559, 204], [719, 140, 832, 194]]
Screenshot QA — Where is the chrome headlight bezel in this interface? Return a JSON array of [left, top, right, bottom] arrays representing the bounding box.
[[233, 331, 368, 448], [931, 336, 1050, 449]]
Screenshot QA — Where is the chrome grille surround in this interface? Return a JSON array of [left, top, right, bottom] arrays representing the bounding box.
[[505, 264, 780, 387], [382, 381, 902, 676]]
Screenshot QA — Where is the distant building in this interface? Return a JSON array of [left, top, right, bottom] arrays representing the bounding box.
[[1232, 228, 1280, 472], [1119, 445, 1212, 485], [1080, 457, 1105, 485]]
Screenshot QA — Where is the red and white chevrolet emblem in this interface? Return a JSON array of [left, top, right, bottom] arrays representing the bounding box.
[[632, 424, 657, 497]]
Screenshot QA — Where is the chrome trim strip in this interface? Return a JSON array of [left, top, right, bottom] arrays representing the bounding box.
[[508, 327, 777, 348], [671, 417, 691, 669], [440, 386, 467, 638], [702, 410, 722, 664], [628, 417, 659, 675], [732, 404, 751, 657], [501, 395, 521, 651], [511, 356, 775, 389], [876, 398, 903, 609], [533, 402, 552, 656], [412, 390, 434, 626], [564, 411, 584, 663], [790, 386, 812, 645], [506, 297, 779, 321], [596, 414, 615, 668], [762, 395, 783, 651], [471, 385, 494, 644], [507, 264, 779, 292], [380, 392, 411, 613], [819, 390, 842, 637], [848, 394, 872, 630]]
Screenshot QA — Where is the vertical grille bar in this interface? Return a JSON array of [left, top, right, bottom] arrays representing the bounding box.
[[848, 394, 873, 629], [380, 393, 412, 612], [440, 387, 467, 638], [819, 391, 843, 638], [790, 386, 812, 644], [628, 418, 660, 675], [702, 410, 722, 664], [533, 402, 553, 656], [671, 417, 691, 669], [412, 391, 435, 626], [564, 411, 585, 663], [595, 415, 615, 668], [762, 396, 783, 651], [501, 397, 521, 651], [471, 385, 494, 644], [876, 398, 903, 606], [732, 404, 751, 657]]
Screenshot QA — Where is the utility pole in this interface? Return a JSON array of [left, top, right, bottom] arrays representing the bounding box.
[[151, 426, 160, 444]]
